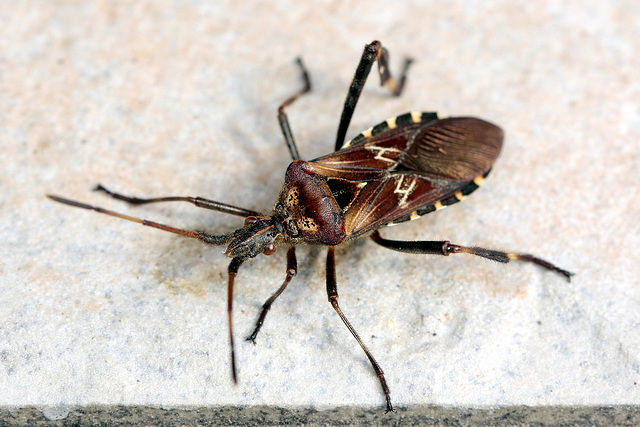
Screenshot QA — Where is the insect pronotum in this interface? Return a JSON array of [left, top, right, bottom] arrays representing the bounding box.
[[48, 40, 573, 412]]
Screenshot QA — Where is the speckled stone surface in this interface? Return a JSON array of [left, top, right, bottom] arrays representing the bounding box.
[[1, 0, 638, 420]]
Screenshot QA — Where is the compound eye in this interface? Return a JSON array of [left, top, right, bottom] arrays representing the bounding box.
[[263, 242, 276, 256], [244, 216, 258, 226]]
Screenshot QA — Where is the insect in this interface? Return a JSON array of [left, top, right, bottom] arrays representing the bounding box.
[[47, 40, 573, 412]]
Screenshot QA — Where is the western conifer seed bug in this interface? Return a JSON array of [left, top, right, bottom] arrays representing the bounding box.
[[47, 40, 574, 412]]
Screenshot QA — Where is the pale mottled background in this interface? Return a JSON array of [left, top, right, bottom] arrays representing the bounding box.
[[1, 0, 639, 413]]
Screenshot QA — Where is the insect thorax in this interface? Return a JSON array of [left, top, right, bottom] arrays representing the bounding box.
[[273, 161, 347, 246]]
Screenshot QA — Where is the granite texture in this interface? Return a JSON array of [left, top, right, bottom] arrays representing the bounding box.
[[1, 0, 638, 420]]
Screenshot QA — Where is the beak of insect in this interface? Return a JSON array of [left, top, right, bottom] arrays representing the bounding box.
[[224, 217, 279, 259]]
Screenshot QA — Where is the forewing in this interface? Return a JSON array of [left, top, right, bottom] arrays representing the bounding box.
[[308, 114, 502, 238], [398, 117, 503, 181], [341, 173, 464, 237], [312, 121, 425, 175]]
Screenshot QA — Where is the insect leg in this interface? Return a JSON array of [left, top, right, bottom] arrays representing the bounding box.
[[94, 184, 260, 218], [370, 231, 574, 281], [46, 194, 236, 245], [326, 247, 394, 413], [278, 58, 312, 161], [335, 40, 413, 150], [246, 247, 297, 343]]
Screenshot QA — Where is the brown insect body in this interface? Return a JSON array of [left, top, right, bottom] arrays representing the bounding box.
[[229, 113, 503, 259], [47, 41, 572, 412], [311, 114, 503, 235]]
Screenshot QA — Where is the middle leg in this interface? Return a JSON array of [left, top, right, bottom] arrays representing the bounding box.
[[326, 247, 394, 412], [277, 58, 312, 161]]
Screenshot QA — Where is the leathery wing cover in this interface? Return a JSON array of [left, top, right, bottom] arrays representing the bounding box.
[[273, 113, 504, 246]]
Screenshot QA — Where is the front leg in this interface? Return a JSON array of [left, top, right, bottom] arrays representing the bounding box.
[[246, 247, 298, 343], [93, 184, 260, 217]]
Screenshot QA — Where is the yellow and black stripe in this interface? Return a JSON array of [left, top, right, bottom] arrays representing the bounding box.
[[342, 111, 439, 148], [386, 170, 490, 226]]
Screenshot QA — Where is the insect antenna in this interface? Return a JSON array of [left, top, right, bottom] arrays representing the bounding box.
[[47, 193, 250, 382], [46, 194, 236, 244], [227, 256, 246, 383]]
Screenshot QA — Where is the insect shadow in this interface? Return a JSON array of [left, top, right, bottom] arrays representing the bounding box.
[[48, 40, 573, 412]]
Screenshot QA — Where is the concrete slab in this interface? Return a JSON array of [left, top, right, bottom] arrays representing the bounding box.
[[1, 0, 638, 421]]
